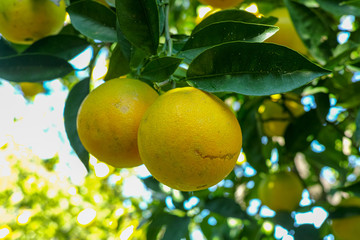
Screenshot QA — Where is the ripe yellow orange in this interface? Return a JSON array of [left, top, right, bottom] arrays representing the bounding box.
[[258, 171, 304, 212], [77, 78, 159, 168], [331, 197, 360, 240], [258, 93, 304, 137], [265, 8, 307, 54], [0, 0, 66, 45], [198, 0, 244, 9], [19, 82, 45, 99], [138, 87, 242, 191]]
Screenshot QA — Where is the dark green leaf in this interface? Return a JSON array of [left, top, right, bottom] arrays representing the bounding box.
[[142, 177, 162, 193], [67, 1, 117, 42], [184, 22, 278, 51], [238, 100, 267, 172], [24, 35, 89, 60], [193, 9, 277, 34], [304, 149, 346, 175], [116, 0, 159, 54], [272, 212, 294, 230], [105, 44, 131, 80], [162, 215, 190, 240], [179, 21, 278, 63], [140, 57, 182, 82], [147, 213, 189, 240], [355, 109, 360, 147], [205, 197, 248, 219], [294, 224, 320, 239], [187, 42, 330, 96], [314, 92, 330, 124], [0, 54, 73, 82], [317, 0, 360, 16], [64, 78, 90, 171], [285, 0, 338, 64], [337, 82, 360, 108], [329, 206, 360, 219], [0, 38, 17, 57], [285, 110, 322, 152], [338, 181, 360, 197]]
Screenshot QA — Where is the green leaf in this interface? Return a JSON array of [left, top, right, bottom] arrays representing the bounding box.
[[116, 0, 159, 54], [0, 54, 73, 82], [187, 42, 330, 96], [140, 56, 182, 82], [179, 21, 278, 63], [317, 0, 360, 16], [337, 82, 360, 108], [142, 177, 162, 193], [0, 38, 17, 57], [162, 215, 190, 240], [67, 1, 117, 42], [294, 224, 320, 240], [205, 197, 248, 219], [314, 92, 330, 124], [338, 181, 360, 197], [193, 9, 277, 34], [64, 78, 90, 171], [24, 35, 89, 60], [105, 44, 131, 80], [284, 0, 338, 64], [238, 100, 267, 172], [355, 109, 360, 147], [329, 206, 360, 219], [285, 110, 322, 152], [147, 213, 189, 240]]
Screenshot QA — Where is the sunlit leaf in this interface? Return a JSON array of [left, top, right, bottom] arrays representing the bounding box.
[[187, 41, 330, 96]]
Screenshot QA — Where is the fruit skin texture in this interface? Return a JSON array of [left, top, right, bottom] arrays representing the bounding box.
[[77, 78, 159, 168], [198, 0, 243, 9], [259, 94, 304, 137], [258, 171, 304, 212], [331, 197, 360, 240], [0, 0, 66, 44], [138, 87, 242, 191], [265, 8, 307, 54]]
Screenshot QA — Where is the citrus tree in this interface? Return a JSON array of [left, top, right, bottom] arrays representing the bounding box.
[[1, 0, 360, 239]]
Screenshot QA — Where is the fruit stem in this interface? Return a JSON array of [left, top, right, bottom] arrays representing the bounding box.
[[164, 0, 173, 57]]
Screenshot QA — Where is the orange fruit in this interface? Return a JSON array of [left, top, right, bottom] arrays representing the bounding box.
[[19, 82, 45, 99], [198, 0, 244, 9], [258, 171, 304, 212], [77, 78, 159, 168], [0, 0, 66, 45], [258, 93, 304, 137], [265, 8, 307, 54], [138, 87, 242, 191], [331, 197, 360, 240]]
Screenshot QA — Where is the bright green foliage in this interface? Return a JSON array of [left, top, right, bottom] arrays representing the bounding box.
[[0, 0, 360, 239]]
